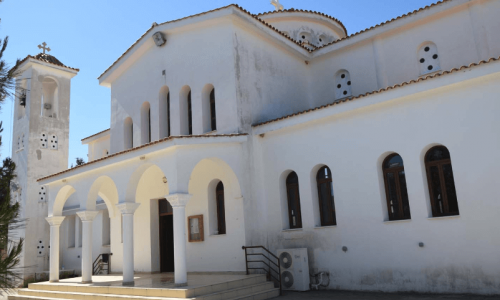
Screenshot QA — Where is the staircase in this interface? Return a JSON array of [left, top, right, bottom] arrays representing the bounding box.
[[10, 274, 279, 300]]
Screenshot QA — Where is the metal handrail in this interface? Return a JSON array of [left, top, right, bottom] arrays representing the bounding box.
[[93, 253, 112, 275], [242, 246, 281, 296]]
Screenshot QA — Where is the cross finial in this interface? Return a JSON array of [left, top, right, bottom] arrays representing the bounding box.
[[38, 42, 51, 54], [271, 0, 284, 11]]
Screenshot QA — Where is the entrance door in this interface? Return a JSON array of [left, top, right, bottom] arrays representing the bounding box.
[[159, 199, 174, 272]]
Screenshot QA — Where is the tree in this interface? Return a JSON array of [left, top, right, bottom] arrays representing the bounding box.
[[0, 0, 24, 290], [75, 157, 85, 166]]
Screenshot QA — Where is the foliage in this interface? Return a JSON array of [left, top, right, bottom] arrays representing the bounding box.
[[76, 157, 85, 166]]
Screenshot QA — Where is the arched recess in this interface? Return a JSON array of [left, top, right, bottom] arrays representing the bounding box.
[[51, 185, 76, 217], [141, 102, 151, 145], [202, 84, 215, 133], [86, 176, 119, 218], [40, 76, 59, 118], [124, 117, 133, 150], [125, 163, 169, 273], [179, 86, 191, 135], [186, 157, 245, 272], [158, 86, 170, 139]]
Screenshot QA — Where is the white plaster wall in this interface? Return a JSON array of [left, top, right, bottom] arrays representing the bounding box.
[[109, 20, 238, 154], [255, 69, 500, 294], [86, 135, 111, 162]]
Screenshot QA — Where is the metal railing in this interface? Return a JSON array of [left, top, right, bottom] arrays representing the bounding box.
[[92, 253, 112, 275], [242, 246, 281, 295]]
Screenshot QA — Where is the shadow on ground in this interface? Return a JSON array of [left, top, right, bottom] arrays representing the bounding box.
[[274, 290, 500, 300]]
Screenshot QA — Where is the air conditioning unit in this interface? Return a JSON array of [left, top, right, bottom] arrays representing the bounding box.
[[277, 248, 310, 291]]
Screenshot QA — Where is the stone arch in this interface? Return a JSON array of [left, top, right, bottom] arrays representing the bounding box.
[[124, 163, 169, 204], [51, 185, 76, 217], [86, 176, 119, 217]]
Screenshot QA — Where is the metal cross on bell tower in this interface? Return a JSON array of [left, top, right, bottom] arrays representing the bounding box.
[[271, 0, 284, 11], [38, 42, 51, 54]]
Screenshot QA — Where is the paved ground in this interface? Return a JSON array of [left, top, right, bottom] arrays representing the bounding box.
[[275, 290, 500, 300]]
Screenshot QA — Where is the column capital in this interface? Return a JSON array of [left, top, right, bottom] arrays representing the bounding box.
[[76, 210, 100, 222], [116, 203, 140, 215], [46, 216, 65, 227], [166, 193, 192, 207]]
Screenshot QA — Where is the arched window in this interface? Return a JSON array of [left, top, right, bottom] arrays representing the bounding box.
[[141, 102, 151, 144], [425, 146, 459, 217], [317, 166, 336, 226], [418, 42, 441, 75], [210, 88, 216, 131], [215, 182, 226, 235], [159, 86, 170, 138], [124, 117, 133, 150], [41, 77, 58, 118], [383, 154, 411, 220], [187, 91, 192, 135], [286, 172, 302, 229], [335, 70, 352, 100]]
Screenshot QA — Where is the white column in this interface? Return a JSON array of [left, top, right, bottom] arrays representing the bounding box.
[[116, 203, 140, 286], [46, 216, 66, 283], [166, 193, 192, 287], [76, 211, 99, 284]]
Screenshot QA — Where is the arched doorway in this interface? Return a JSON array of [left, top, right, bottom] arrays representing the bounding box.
[[158, 199, 174, 272]]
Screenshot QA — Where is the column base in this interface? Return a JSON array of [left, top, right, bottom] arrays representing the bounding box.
[[49, 280, 59, 283], [81, 281, 92, 284], [175, 282, 187, 287], [122, 281, 135, 286]]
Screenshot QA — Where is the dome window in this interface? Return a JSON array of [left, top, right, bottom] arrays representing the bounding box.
[[418, 42, 441, 75], [335, 70, 352, 100]]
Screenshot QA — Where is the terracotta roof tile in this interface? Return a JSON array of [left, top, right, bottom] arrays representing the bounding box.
[[11, 53, 79, 73], [81, 128, 110, 142], [38, 133, 248, 182], [314, 0, 452, 51], [253, 56, 500, 127], [254, 8, 348, 36]]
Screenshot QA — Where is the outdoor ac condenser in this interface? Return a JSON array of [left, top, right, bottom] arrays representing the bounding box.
[[277, 248, 310, 291]]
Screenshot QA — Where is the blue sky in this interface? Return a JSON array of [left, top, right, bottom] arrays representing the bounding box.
[[0, 0, 437, 166]]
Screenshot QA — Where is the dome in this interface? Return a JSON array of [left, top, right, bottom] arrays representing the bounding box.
[[256, 9, 347, 48]]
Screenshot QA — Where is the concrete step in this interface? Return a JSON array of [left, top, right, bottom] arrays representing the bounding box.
[[195, 282, 275, 300], [27, 275, 267, 299], [17, 289, 190, 300]]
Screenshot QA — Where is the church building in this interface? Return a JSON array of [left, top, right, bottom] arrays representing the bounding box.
[[9, 0, 500, 297]]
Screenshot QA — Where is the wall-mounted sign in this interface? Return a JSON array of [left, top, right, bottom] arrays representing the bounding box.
[[188, 215, 204, 242]]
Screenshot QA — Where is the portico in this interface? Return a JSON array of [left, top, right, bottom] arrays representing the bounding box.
[[40, 135, 248, 287]]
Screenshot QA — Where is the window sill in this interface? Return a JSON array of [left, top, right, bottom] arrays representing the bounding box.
[[282, 228, 303, 232], [427, 215, 460, 220], [419, 69, 442, 78], [314, 225, 337, 229], [68, 246, 75, 249], [15, 148, 24, 153], [384, 219, 411, 224], [204, 130, 217, 135], [209, 233, 227, 237], [102, 244, 110, 247]]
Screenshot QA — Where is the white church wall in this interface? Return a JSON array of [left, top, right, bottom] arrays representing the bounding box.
[[85, 134, 110, 162], [232, 24, 311, 130], [254, 66, 500, 294], [109, 20, 238, 154]]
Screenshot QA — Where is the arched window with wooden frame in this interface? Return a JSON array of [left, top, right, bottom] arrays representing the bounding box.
[[215, 182, 226, 235], [425, 146, 459, 217], [316, 166, 336, 226], [210, 88, 216, 131], [286, 172, 302, 229], [187, 91, 193, 135], [383, 154, 411, 221]]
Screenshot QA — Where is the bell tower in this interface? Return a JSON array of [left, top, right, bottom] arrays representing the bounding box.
[[10, 43, 78, 278]]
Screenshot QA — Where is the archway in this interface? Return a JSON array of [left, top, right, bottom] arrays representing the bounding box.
[[186, 157, 245, 272]]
